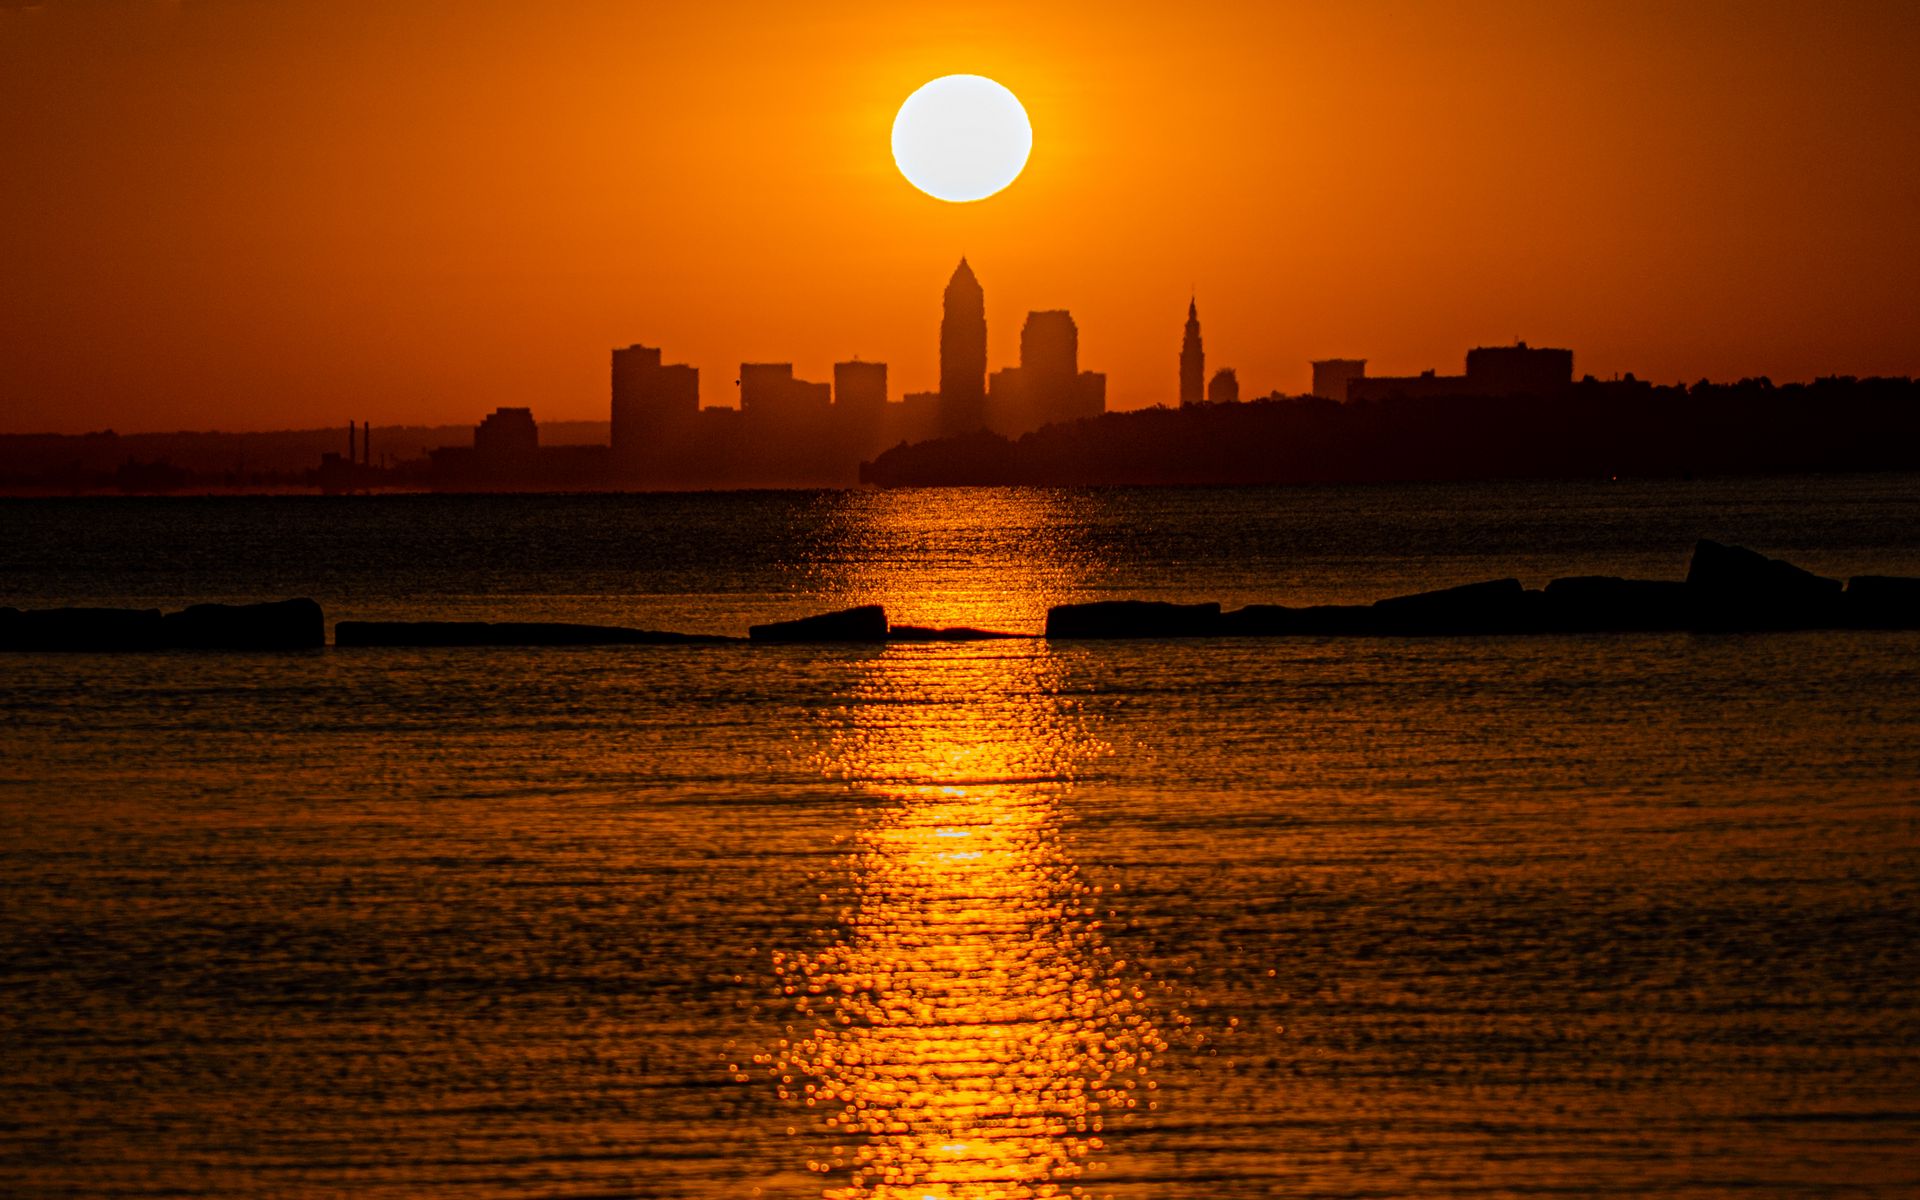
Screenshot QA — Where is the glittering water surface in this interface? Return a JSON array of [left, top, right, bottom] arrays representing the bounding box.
[[2, 479, 1919, 1198], [785, 646, 1162, 1199]]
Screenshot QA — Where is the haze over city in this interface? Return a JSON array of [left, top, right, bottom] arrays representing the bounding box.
[[4, 0, 1919, 434]]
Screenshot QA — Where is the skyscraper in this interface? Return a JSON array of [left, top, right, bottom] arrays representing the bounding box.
[[1180, 298, 1206, 406], [611, 343, 699, 463], [833, 361, 888, 415], [1020, 310, 1078, 383], [833, 360, 889, 459], [939, 258, 987, 434], [986, 310, 1106, 436], [739, 363, 831, 420]]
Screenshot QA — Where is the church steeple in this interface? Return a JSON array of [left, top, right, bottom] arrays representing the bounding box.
[[1180, 296, 1206, 406]]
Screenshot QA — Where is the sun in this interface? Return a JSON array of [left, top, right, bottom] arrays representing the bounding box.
[[891, 75, 1033, 203]]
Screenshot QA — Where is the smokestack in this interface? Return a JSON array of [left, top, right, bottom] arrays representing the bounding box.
[[362, 421, 371, 467], [348, 421, 356, 463]]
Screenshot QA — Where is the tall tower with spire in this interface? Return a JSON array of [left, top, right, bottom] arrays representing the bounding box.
[[1180, 297, 1206, 406], [940, 258, 988, 434]]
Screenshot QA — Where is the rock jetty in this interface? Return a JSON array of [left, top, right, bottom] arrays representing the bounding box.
[[1, 599, 322, 651], [2, 542, 1913, 652], [749, 605, 889, 643], [1041, 541, 1918, 639], [1044, 600, 1221, 639], [334, 621, 735, 647], [161, 599, 325, 649]]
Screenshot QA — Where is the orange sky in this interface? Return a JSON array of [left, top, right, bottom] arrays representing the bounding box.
[[3, 0, 1917, 433]]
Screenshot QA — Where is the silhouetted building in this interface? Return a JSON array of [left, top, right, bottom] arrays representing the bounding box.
[[833, 360, 887, 415], [940, 258, 988, 434], [741, 363, 831, 421], [475, 407, 538, 457], [831, 360, 890, 463], [899, 390, 943, 441], [1208, 368, 1240, 403], [429, 407, 612, 490], [1465, 343, 1575, 397], [1022, 310, 1078, 382], [1349, 368, 1452, 401], [594, 289, 954, 490], [986, 310, 1106, 436], [1180, 299, 1205, 407], [1312, 358, 1367, 402], [1349, 342, 1573, 402], [611, 344, 699, 462]]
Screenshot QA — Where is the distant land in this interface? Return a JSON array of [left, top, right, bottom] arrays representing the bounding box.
[[5, 376, 1920, 495], [861, 376, 1920, 489], [0, 422, 608, 495]]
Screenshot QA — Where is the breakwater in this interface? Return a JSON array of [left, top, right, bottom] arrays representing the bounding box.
[[4, 540, 1916, 651]]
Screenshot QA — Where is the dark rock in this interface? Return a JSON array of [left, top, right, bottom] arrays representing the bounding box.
[[1372, 578, 1531, 634], [161, 598, 324, 649], [1845, 575, 1920, 629], [475, 622, 731, 645], [1218, 603, 1380, 636], [886, 625, 1026, 642], [1685, 539, 1842, 628], [2, 607, 164, 651], [1044, 600, 1222, 639], [1291, 604, 1383, 635], [335, 621, 733, 647], [748, 605, 889, 643], [1218, 604, 1304, 636], [1687, 539, 1842, 598], [1542, 577, 1693, 632]]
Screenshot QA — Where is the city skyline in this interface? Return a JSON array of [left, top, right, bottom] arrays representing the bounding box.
[[4, 7, 1919, 1195], [6, 241, 1908, 495], [306, 254, 1910, 495], [4, 1, 1918, 433]]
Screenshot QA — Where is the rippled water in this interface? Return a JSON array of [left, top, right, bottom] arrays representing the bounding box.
[[2, 479, 1918, 1197]]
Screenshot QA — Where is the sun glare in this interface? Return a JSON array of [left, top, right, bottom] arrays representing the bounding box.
[[891, 75, 1033, 203]]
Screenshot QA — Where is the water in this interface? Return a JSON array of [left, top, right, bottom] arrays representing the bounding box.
[[5, 475, 1918, 634], [2, 477, 1918, 1197]]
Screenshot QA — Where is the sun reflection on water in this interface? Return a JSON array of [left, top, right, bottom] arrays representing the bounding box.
[[785, 488, 1111, 633], [766, 491, 1165, 1199]]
